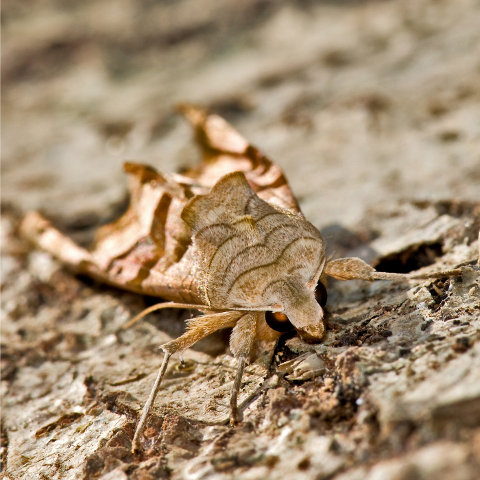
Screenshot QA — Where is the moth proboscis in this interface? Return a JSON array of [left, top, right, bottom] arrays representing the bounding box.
[[20, 104, 462, 453]]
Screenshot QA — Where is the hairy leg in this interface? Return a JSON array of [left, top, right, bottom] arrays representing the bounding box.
[[228, 312, 258, 425], [131, 310, 242, 453]]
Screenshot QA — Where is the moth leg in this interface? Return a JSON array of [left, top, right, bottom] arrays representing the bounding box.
[[131, 351, 172, 454], [123, 302, 210, 329], [325, 257, 461, 282], [228, 313, 258, 426], [229, 356, 247, 426], [131, 311, 242, 453]]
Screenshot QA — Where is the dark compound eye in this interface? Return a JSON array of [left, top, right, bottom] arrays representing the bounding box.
[[265, 311, 295, 333], [315, 282, 328, 308]]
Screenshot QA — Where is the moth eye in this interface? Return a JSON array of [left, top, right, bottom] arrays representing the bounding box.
[[265, 311, 295, 333], [315, 282, 328, 308]]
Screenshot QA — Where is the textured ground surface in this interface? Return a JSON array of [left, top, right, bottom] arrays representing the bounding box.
[[2, 1, 480, 479]]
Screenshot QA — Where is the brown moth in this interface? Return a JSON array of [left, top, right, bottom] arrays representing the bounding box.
[[20, 105, 461, 453]]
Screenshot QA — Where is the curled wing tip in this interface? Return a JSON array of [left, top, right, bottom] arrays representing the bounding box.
[[177, 103, 249, 155], [176, 103, 208, 126], [20, 211, 51, 242], [123, 161, 164, 183]]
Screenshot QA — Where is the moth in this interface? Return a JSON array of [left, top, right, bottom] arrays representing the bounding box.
[[20, 105, 460, 453]]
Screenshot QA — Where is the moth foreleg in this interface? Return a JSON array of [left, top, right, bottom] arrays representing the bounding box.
[[131, 311, 242, 453], [325, 257, 461, 282], [131, 351, 171, 454], [229, 356, 246, 426], [228, 312, 258, 426]]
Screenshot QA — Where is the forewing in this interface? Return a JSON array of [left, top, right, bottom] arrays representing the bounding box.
[[182, 173, 325, 310], [178, 104, 301, 214]]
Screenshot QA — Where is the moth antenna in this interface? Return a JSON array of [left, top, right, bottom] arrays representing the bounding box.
[[131, 351, 171, 454], [368, 268, 462, 281], [405, 268, 462, 280], [123, 302, 208, 329], [325, 257, 462, 282]]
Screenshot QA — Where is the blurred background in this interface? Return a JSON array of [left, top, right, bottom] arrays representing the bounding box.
[[2, 0, 480, 230]]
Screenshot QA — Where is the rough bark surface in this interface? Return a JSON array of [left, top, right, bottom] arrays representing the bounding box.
[[2, 1, 480, 479]]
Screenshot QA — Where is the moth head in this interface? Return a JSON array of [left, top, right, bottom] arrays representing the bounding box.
[[265, 276, 326, 342]]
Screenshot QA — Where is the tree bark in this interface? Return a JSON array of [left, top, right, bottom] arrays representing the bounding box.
[[2, 1, 480, 479]]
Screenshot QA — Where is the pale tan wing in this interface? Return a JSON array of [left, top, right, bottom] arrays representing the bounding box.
[[178, 104, 301, 215], [182, 172, 325, 310]]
